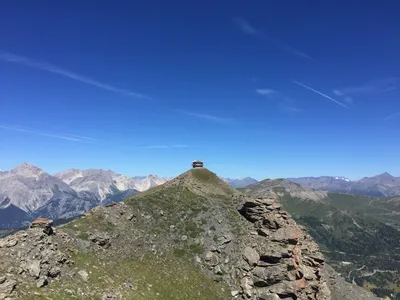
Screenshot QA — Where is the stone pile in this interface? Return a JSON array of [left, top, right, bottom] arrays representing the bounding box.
[[236, 197, 331, 300]]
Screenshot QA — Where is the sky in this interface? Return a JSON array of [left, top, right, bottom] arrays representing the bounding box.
[[1, 1, 400, 180]]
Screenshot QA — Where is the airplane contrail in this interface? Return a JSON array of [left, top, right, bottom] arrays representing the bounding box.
[[293, 80, 349, 109]]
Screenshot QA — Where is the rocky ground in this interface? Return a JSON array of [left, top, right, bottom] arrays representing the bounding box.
[[0, 168, 379, 299]]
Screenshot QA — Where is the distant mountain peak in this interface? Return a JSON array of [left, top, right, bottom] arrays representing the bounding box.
[[11, 162, 44, 178], [377, 172, 394, 178]]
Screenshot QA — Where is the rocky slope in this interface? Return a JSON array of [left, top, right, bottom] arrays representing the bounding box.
[[242, 179, 400, 299], [288, 173, 400, 197], [0, 168, 378, 299]]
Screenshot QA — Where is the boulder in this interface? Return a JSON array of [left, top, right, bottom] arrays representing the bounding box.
[[243, 246, 260, 266], [204, 251, 219, 266], [271, 227, 299, 245], [0, 278, 17, 299]]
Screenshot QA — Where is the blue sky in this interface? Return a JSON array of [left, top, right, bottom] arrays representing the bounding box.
[[1, 1, 399, 180]]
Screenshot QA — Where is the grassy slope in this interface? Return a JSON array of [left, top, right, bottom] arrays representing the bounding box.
[[28, 168, 246, 299]]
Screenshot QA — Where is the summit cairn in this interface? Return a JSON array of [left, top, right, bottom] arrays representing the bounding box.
[[30, 218, 54, 235]]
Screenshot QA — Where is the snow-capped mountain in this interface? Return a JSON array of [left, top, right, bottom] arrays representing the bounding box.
[[0, 164, 170, 229], [0, 162, 79, 212], [56, 169, 170, 198]]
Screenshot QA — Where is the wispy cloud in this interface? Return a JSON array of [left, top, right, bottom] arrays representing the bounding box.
[[175, 110, 234, 123], [0, 125, 94, 142], [64, 134, 98, 142], [334, 77, 400, 96], [132, 144, 190, 150], [293, 81, 349, 109], [256, 89, 276, 96], [233, 17, 311, 59], [0, 52, 150, 99], [282, 106, 304, 113], [384, 112, 400, 121]]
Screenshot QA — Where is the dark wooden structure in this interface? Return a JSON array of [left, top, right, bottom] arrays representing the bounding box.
[[192, 160, 204, 168]]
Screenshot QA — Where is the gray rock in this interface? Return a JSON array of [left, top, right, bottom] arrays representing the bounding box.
[[48, 266, 61, 278], [37, 277, 48, 288], [78, 270, 89, 282], [6, 239, 18, 248], [0, 278, 17, 299], [271, 227, 299, 245], [257, 292, 281, 300], [253, 265, 289, 286], [240, 276, 253, 298], [27, 260, 41, 278], [102, 292, 118, 300], [213, 265, 223, 275], [89, 232, 111, 248], [204, 251, 219, 266], [243, 247, 260, 266]]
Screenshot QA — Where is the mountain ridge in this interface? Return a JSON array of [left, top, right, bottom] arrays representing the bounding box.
[[287, 173, 400, 197], [0, 167, 378, 299]]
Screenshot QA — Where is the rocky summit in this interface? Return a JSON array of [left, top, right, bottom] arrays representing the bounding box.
[[0, 168, 378, 299]]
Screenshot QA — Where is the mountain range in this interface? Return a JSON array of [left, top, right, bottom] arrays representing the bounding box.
[[0, 163, 170, 228], [287, 173, 400, 197]]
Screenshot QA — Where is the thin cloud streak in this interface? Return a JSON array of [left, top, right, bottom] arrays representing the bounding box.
[[384, 112, 400, 121], [0, 125, 91, 142], [256, 89, 275, 96], [0, 52, 150, 99], [334, 77, 400, 96], [65, 134, 98, 142], [234, 18, 311, 59], [293, 81, 349, 109], [175, 110, 233, 123], [132, 144, 190, 150]]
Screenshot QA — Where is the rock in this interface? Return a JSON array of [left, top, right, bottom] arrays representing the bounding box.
[[217, 234, 232, 245], [213, 265, 223, 275], [231, 290, 239, 297], [243, 246, 260, 266], [102, 292, 118, 300], [0, 277, 5, 285], [78, 270, 89, 282], [253, 265, 289, 286], [0, 278, 17, 299], [89, 232, 111, 248], [271, 227, 299, 245], [204, 251, 219, 266], [27, 260, 41, 278], [257, 292, 281, 300], [240, 276, 253, 298], [181, 235, 188, 241], [317, 282, 331, 299], [257, 228, 270, 237], [6, 239, 18, 248], [37, 277, 48, 288], [126, 213, 135, 221], [267, 281, 296, 298], [48, 266, 61, 278]]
